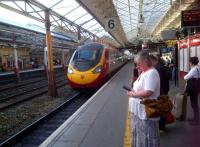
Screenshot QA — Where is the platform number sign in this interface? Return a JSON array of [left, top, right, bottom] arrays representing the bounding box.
[[105, 18, 118, 31]]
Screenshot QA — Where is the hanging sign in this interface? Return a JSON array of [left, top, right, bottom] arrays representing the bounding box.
[[105, 18, 118, 32], [181, 9, 200, 27]]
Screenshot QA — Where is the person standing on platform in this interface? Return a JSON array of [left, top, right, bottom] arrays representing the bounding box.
[[130, 63, 139, 87], [150, 55, 171, 131], [150, 55, 170, 95], [127, 52, 160, 147], [184, 56, 200, 125]]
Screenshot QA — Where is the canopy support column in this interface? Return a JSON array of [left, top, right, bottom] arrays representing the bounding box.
[[45, 9, 57, 97]]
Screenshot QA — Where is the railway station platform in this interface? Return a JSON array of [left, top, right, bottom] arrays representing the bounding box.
[[0, 65, 64, 85], [39, 62, 200, 147], [0, 65, 63, 76]]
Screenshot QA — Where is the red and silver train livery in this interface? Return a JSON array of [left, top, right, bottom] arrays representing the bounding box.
[[67, 43, 125, 88]]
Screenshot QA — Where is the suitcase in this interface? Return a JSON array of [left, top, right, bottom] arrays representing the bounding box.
[[172, 93, 187, 120]]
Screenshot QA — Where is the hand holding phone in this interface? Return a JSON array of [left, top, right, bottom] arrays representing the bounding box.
[[122, 85, 132, 91]]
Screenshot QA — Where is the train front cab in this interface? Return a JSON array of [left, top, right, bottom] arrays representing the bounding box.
[[67, 44, 108, 88]]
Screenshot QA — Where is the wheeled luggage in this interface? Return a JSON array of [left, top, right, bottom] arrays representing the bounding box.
[[172, 93, 187, 120]]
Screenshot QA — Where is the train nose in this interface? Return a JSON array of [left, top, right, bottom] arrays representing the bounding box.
[[68, 73, 100, 85], [80, 74, 84, 80]]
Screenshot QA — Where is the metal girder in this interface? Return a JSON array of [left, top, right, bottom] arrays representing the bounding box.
[[80, 18, 94, 26], [85, 23, 98, 30], [63, 5, 80, 16], [152, 0, 196, 39], [73, 13, 88, 23], [0, 0, 98, 41], [49, 0, 64, 9]]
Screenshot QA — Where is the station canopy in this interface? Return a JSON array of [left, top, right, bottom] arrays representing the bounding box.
[[36, 0, 110, 37], [0, 0, 110, 40], [0, 0, 197, 47]]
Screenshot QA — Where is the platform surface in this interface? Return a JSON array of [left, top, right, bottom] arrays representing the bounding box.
[[40, 62, 133, 147], [160, 80, 200, 147], [40, 63, 200, 147]]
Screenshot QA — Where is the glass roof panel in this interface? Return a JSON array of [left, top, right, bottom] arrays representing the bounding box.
[[36, 0, 61, 8], [113, 0, 172, 41], [0, 0, 112, 40], [81, 20, 96, 29], [0, 6, 44, 32], [40, 0, 112, 38]]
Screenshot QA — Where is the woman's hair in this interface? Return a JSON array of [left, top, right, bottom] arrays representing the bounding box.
[[134, 51, 152, 67], [149, 55, 158, 62], [189, 56, 199, 65]]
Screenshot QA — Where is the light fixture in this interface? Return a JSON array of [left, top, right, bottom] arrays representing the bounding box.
[[139, 14, 144, 23]]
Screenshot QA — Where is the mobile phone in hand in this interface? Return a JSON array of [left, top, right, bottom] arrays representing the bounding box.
[[122, 85, 132, 91]]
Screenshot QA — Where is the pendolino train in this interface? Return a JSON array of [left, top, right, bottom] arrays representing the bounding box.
[[67, 43, 126, 88]]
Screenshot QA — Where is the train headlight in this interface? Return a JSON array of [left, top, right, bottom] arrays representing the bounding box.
[[92, 65, 102, 74], [68, 67, 73, 74]]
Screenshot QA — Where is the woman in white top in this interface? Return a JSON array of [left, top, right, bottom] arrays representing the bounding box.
[[127, 52, 160, 147], [184, 56, 200, 125]]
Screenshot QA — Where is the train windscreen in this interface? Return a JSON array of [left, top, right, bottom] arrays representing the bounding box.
[[72, 44, 103, 71]]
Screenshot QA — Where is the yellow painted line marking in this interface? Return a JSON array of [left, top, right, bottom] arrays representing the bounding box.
[[124, 112, 131, 147]]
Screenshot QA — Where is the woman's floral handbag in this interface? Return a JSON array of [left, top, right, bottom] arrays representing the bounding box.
[[140, 95, 173, 118]]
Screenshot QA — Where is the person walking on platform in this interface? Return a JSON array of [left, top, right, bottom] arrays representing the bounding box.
[[184, 56, 200, 125], [150, 55, 170, 131], [127, 52, 160, 147]]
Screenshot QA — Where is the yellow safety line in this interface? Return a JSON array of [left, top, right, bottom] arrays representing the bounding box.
[[124, 112, 131, 147]]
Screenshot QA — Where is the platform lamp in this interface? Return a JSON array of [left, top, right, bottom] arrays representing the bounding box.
[[139, 14, 144, 24]]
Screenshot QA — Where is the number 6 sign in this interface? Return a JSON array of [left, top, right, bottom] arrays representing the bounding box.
[[105, 18, 118, 31]]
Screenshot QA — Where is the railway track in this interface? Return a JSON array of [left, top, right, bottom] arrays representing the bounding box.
[[0, 91, 95, 147], [0, 77, 46, 92], [0, 75, 67, 111], [0, 73, 64, 92], [0, 75, 65, 101]]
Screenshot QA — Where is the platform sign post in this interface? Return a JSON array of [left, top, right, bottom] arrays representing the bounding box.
[[105, 18, 118, 32], [45, 9, 57, 97]]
